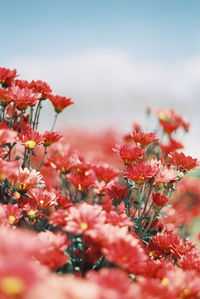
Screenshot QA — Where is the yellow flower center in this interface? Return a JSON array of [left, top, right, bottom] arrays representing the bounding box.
[[78, 184, 82, 191], [180, 288, 190, 298], [80, 222, 88, 230], [162, 278, 170, 286], [0, 173, 6, 180], [0, 276, 25, 296], [14, 191, 20, 199], [8, 215, 15, 224], [19, 183, 27, 191], [25, 140, 36, 149], [28, 210, 36, 217], [61, 167, 66, 173], [149, 251, 155, 257]]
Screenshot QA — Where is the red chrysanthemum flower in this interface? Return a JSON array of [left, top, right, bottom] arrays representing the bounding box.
[[159, 120, 180, 135], [49, 94, 74, 113], [64, 203, 106, 235], [28, 188, 58, 210], [45, 149, 82, 174], [87, 268, 135, 299], [160, 138, 184, 155], [105, 210, 133, 228], [154, 166, 178, 186], [152, 192, 168, 207], [14, 79, 30, 89], [132, 131, 159, 147], [0, 160, 18, 181], [9, 86, 41, 110], [49, 209, 69, 227], [0, 88, 10, 107], [69, 171, 96, 191], [42, 131, 62, 147], [9, 167, 44, 191], [29, 80, 52, 99], [18, 129, 43, 149], [105, 182, 127, 202], [0, 67, 18, 87], [123, 163, 157, 184], [5, 204, 23, 224], [168, 151, 199, 172], [113, 144, 145, 164], [92, 163, 119, 182], [102, 233, 147, 274], [0, 126, 17, 146], [35, 231, 69, 270]]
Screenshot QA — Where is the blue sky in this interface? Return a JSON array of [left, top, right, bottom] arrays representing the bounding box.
[[2, 0, 200, 62]]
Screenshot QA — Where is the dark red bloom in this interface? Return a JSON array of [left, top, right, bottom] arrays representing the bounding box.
[[152, 192, 168, 207], [105, 182, 127, 202]]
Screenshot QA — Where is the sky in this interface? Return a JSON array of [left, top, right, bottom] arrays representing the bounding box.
[[2, 0, 200, 62], [1, 0, 200, 155]]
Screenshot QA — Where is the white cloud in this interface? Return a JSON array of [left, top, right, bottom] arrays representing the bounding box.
[[5, 49, 200, 156]]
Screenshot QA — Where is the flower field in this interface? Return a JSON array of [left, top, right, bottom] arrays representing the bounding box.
[[0, 66, 200, 298]]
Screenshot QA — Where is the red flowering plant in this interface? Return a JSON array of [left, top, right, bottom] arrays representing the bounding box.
[[0, 66, 200, 297]]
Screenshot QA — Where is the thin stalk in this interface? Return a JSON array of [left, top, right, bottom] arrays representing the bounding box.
[[22, 147, 27, 169], [142, 183, 153, 216], [29, 106, 33, 125], [35, 101, 43, 129], [51, 112, 58, 131], [33, 100, 42, 129], [141, 206, 163, 238], [18, 110, 24, 131], [38, 147, 48, 170], [81, 236, 86, 277], [0, 105, 4, 123], [10, 103, 16, 129]]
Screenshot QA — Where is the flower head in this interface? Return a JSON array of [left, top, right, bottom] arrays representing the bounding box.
[[42, 131, 62, 147], [29, 80, 52, 99], [114, 144, 145, 164], [123, 163, 157, 184], [64, 203, 106, 235], [132, 131, 159, 147], [18, 129, 43, 149], [152, 192, 168, 207], [9, 86, 41, 110], [168, 151, 199, 172], [0, 67, 18, 87], [49, 94, 74, 113]]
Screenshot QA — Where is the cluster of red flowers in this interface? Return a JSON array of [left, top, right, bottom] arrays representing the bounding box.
[[0, 66, 199, 298]]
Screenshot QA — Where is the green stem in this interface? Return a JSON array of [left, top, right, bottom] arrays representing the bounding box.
[[51, 112, 58, 131], [22, 147, 27, 169], [142, 183, 153, 216], [38, 147, 48, 170], [33, 100, 42, 129], [18, 110, 24, 131]]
